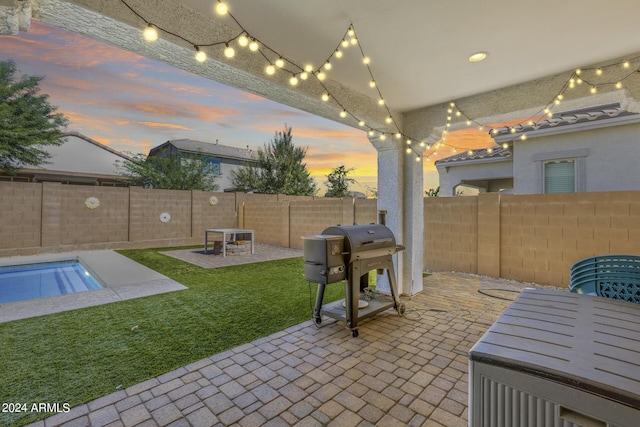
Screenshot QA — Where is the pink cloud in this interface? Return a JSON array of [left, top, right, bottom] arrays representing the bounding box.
[[138, 121, 192, 130]]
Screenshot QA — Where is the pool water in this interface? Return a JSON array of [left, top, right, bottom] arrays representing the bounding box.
[[0, 260, 103, 304]]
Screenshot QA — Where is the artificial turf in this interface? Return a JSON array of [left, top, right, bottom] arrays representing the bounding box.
[[0, 248, 344, 426]]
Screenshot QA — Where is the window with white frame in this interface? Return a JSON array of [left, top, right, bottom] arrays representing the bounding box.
[[544, 159, 575, 193]]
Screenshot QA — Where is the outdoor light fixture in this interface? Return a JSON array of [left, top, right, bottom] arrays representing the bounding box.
[[468, 51, 488, 63]]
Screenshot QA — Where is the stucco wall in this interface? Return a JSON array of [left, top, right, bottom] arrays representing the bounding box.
[[437, 159, 513, 196], [513, 120, 640, 194]]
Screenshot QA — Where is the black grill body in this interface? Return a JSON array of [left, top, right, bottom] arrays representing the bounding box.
[[303, 224, 405, 337]]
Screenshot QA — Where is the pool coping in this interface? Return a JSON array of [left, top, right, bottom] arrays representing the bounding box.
[[0, 250, 187, 323]]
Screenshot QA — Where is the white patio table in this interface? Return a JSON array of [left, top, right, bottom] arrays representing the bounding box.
[[204, 228, 255, 257]]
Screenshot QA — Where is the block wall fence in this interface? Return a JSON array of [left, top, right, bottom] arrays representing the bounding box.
[[2, 182, 639, 288], [425, 192, 640, 287]]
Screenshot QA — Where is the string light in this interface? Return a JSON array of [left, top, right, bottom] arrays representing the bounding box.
[[223, 44, 234, 58], [125, 0, 640, 164], [215, 1, 228, 15], [195, 46, 207, 62], [143, 24, 158, 41]]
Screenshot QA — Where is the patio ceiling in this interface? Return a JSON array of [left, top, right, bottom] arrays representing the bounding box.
[[16, 0, 640, 132], [179, 0, 640, 112]]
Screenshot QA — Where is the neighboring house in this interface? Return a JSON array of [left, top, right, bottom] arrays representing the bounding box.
[[0, 131, 131, 186], [435, 103, 640, 196], [148, 139, 258, 192]]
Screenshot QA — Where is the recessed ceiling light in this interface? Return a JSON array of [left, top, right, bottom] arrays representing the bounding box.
[[469, 51, 488, 63]]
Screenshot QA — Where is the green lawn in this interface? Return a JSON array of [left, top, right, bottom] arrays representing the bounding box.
[[0, 248, 343, 426]]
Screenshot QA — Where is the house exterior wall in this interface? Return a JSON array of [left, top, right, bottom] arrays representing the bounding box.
[[45, 134, 127, 176], [513, 120, 640, 194], [437, 160, 513, 196]]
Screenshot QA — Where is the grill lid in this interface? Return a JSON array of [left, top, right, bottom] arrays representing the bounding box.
[[322, 224, 398, 262]]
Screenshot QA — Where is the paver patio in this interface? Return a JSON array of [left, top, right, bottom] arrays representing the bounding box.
[[26, 271, 562, 427]]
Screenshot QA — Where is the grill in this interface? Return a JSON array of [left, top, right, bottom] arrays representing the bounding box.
[[302, 224, 405, 337]]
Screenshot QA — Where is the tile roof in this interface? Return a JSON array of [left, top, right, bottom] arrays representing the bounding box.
[[491, 102, 636, 138], [435, 145, 511, 165], [152, 139, 258, 162]]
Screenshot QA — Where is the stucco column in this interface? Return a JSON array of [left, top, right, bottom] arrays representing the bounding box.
[[369, 135, 424, 296]]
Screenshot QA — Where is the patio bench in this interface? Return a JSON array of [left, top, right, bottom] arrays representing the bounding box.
[[569, 254, 640, 303]]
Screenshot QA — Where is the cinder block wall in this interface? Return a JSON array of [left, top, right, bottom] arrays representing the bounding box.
[[425, 191, 640, 287], [0, 182, 42, 251], [424, 196, 478, 274], [129, 187, 192, 241]]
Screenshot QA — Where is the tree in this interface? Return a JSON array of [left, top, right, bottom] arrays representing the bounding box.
[[231, 125, 317, 196], [116, 153, 218, 191], [324, 165, 357, 198], [0, 60, 69, 173], [425, 186, 440, 197]]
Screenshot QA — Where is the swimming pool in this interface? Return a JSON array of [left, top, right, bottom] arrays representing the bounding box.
[[0, 260, 103, 304]]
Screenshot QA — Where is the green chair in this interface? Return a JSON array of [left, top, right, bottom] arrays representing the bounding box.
[[569, 255, 640, 303]]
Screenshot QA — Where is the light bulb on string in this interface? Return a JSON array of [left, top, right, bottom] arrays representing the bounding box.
[[335, 50, 343, 58], [341, 39, 349, 48], [143, 24, 158, 41], [368, 130, 374, 137], [248, 40, 259, 52], [406, 148, 412, 154], [616, 81, 623, 89], [350, 37, 358, 45], [385, 117, 392, 124], [502, 143, 509, 149], [324, 61, 332, 70], [380, 134, 386, 140], [223, 44, 234, 58], [215, 1, 228, 15], [590, 85, 597, 94], [395, 132, 401, 139], [623, 61, 630, 69], [339, 110, 347, 118], [416, 156, 421, 162], [238, 34, 249, 47], [304, 64, 313, 73], [275, 58, 285, 68], [289, 75, 298, 86], [363, 57, 370, 65], [406, 139, 412, 145], [195, 46, 207, 62], [466, 120, 472, 126], [595, 68, 602, 76], [487, 147, 493, 153], [316, 72, 326, 81], [321, 93, 330, 102], [378, 98, 385, 106], [369, 80, 376, 88], [265, 64, 275, 75], [347, 28, 355, 37], [521, 134, 527, 140], [467, 150, 473, 156], [575, 68, 582, 75], [300, 72, 308, 80], [359, 120, 365, 127]]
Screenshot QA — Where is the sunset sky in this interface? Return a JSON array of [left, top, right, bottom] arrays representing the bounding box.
[[1, 21, 493, 194]]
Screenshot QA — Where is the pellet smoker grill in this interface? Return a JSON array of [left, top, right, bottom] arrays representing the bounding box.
[[302, 224, 405, 337]]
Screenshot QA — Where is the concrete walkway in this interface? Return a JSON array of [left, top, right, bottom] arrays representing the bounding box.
[[27, 272, 562, 427]]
